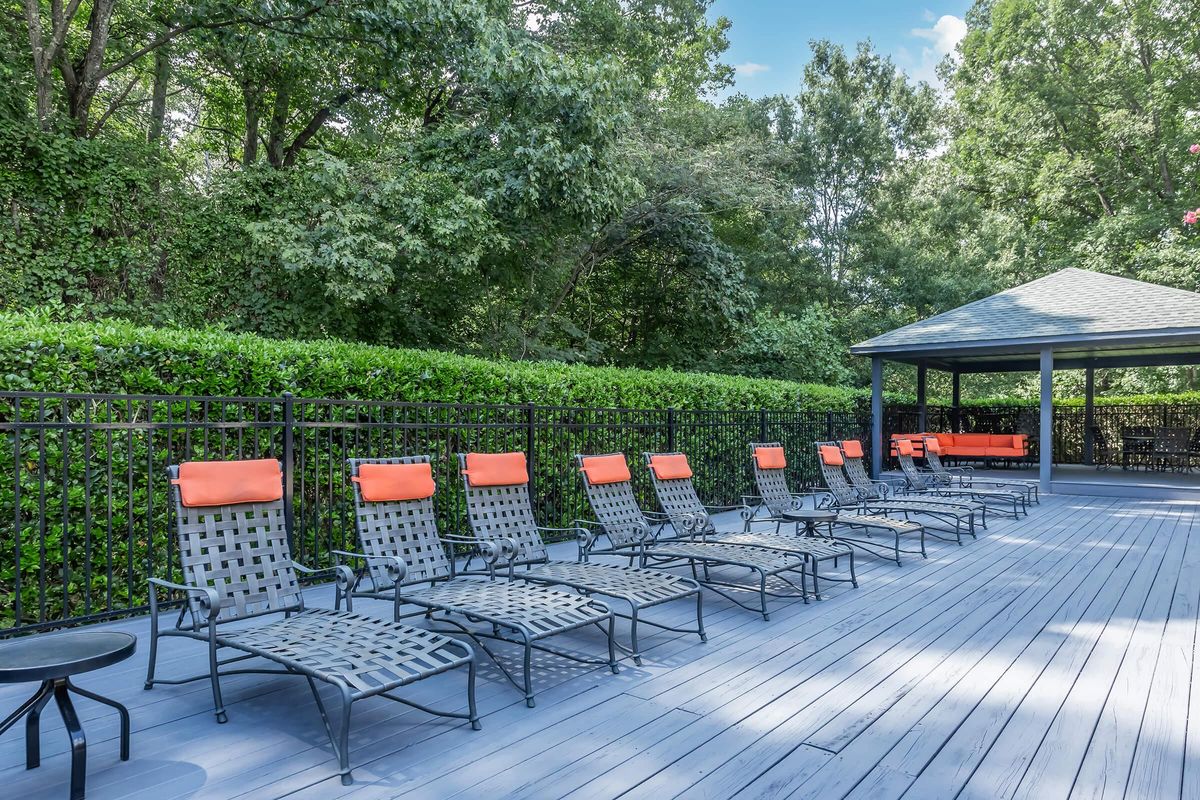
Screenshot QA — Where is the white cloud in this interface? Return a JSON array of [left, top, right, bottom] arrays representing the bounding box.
[[906, 14, 967, 87], [734, 62, 771, 79]]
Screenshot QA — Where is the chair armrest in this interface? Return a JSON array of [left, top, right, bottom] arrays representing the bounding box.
[[331, 550, 408, 587], [439, 533, 518, 566], [702, 504, 742, 514], [149, 577, 221, 621]]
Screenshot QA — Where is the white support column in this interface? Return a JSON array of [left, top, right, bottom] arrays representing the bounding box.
[[1039, 347, 1053, 494], [871, 357, 884, 479]]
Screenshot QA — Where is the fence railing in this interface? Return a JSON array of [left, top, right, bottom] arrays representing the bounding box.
[[0, 391, 870, 636]]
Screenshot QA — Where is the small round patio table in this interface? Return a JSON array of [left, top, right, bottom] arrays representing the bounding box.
[[780, 508, 839, 538], [0, 630, 135, 800]]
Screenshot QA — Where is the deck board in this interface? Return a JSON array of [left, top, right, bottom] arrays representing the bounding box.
[[2, 494, 1197, 800]]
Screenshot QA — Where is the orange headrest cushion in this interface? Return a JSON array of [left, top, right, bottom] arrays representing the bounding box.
[[753, 446, 787, 470], [924, 439, 941, 454], [818, 445, 844, 466], [841, 440, 864, 459], [896, 440, 914, 456], [649, 453, 693, 480], [580, 454, 632, 485], [353, 462, 436, 502], [172, 459, 283, 508], [462, 452, 528, 487]]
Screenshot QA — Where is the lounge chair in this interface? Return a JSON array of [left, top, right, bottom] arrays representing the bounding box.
[[820, 440, 981, 544], [575, 452, 817, 615], [745, 443, 926, 565], [894, 440, 1027, 518], [342, 456, 618, 707], [457, 451, 704, 661], [920, 437, 1039, 504], [642, 451, 851, 604], [145, 459, 479, 785]]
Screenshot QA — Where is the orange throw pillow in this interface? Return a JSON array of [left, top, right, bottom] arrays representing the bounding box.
[[924, 438, 941, 454], [462, 452, 529, 487], [580, 454, 632, 485], [173, 459, 283, 508], [353, 462, 435, 502], [754, 446, 787, 470], [841, 440, 864, 459], [818, 445, 844, 466], [896, 439, 915, 456], [649, 454, 693, 480]]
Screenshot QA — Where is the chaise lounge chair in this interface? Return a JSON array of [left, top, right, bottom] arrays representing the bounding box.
[[819, 441, 982, 544], [894, 440, 1027, 519], [342, 456, 618, 708], [576, 452, 819, 616], [642, 451, 854, 603], [920, 437, 1039, 504], [457, 451, 704, 662], [145, 459, 479, 785], [745, 443, 927, 565]]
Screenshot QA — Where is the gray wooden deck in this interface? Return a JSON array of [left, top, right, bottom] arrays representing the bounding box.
[[3, 493, 1199, 799]]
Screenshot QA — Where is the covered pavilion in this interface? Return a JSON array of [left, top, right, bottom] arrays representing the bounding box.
[[850, 268, 1200, 493]]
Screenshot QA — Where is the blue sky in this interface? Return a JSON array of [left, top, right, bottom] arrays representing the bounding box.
[[708, 1, 974, 98]]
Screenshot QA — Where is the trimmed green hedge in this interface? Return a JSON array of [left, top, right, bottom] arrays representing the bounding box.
[[0, 313, 875, 410]]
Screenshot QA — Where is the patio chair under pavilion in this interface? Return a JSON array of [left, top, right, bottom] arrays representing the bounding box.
[[851, 268, 1200, 496]]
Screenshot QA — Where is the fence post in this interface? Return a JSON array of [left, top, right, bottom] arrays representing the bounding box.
[[667, 407, 677, 452], [759, 409, 768, 442], [282, 392, 296, 554], [526, 402, 537, 498], [825, 410, 835, 441]]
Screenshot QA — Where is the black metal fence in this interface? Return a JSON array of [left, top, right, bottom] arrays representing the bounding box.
[[0, 391, 870, 636]]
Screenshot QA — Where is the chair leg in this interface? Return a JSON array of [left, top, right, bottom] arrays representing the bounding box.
[[608, 615, 620, 674], [144, 614, 160, 691], [53, 681, 86, 800], [758, 571, 771, 620], [467, 659, 481, 731], [629, 607, 643, 666], [695, 591, 708, 643], [207, 625, 228, 724], [522, 633, 536, 708], [68, 680, 130, 761], [336, 687, 354, 786]]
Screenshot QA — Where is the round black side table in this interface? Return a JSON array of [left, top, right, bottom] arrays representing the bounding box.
[[0, 630, 136, 800], [780, 509, 839, 538]]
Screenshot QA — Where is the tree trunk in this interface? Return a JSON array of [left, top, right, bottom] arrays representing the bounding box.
[[147, 43, 171, 145], [23, 0, 54, 127], [243, 83, 261, 166], [266, 84, 290, 167]]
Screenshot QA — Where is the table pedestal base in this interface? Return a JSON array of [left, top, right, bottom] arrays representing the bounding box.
[[0, 677, 130, 800]]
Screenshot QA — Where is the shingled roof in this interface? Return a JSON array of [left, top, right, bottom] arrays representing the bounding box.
[[851, 268, 1200, 372]]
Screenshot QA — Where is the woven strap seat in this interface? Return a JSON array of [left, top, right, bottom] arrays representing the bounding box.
[[215, 608, 471, 697], [838, 513, 923, 533], [870, 498, 979, 517], [397, 579, 611, 640], [647, 540, 805, 573], [717, 531, 850, 561], [523, 561, 703, 606]]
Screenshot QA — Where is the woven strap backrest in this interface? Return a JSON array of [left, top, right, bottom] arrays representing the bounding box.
[[167, 462, 302, 622], [896, 449, 929, 489], [349, 457, 451, 587], [749, 442, 796, 516], [922, 442, 948, 476], [814, 443, 859, 506], [458, 453, 547, 561], [644, 452, 706, 529], [577, 454, 651, 548]]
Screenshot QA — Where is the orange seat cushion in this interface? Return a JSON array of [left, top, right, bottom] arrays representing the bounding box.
[[353, 462, 435, 502], [941, 445, 975, 456], [985, 447, 1025, 457], [462, 452, 528, 487], [754, 446, 787, 470], [934, 433, 956, 448], [580, 454, 632, 485], [649, 454, 693, 480], [819, 445, 845, 466], [173, 459, 283, 508], [1013, 435, 1029, 451], [955, 434, 991, 448], [841, 440, 864, 459]]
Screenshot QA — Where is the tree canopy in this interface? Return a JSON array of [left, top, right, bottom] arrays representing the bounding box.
[[3, 0, 1200, 394]]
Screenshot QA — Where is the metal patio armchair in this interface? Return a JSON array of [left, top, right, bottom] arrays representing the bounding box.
[[145, 459, 479, 786], [457, 451, 706, 662], [745, 443, 927, 565], [821, 440, 982, 544], [641, 451, 850, 606], [1152, 427, 1192, 472], [576, 452, 816, 617], [341, 456, 617, 708], [920, 437, 1039, 504], [894, 439, 1027, 519]]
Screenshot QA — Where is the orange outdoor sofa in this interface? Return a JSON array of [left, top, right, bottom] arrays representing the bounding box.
[[890, 432, 1030, 464]]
